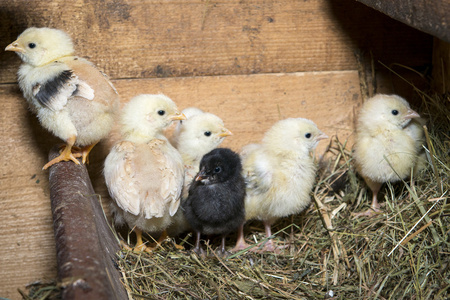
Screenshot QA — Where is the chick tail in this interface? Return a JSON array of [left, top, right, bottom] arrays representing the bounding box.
[[43, 135, 80, 170]]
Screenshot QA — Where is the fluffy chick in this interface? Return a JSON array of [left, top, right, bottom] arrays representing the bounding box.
[[167, 112, 233, 236], [233, 118, 328, 253], [6, 27, 119, 169], [182, 148, 246, 256], [353, 94, 425, 217], [104, 94, 186, 252], [169, 107, 205, 146]]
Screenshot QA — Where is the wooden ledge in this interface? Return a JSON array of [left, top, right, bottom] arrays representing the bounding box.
[[355, 0, 450, 43]]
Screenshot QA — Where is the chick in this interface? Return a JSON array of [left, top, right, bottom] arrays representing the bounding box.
[[6, 27, 119, 169], [232, 118, 328, 253], [169, 107, 205, 147], [182, 148, 246, 256], [167, 111, 233, 236], [104, 94, 186, 252], [353, 94, 425, 217]]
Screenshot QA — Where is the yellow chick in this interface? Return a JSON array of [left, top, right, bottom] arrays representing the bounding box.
[[232, 118, 328, 253], [353, 94, 425, 217], [167, 111, 232, 236], [169, 107, 205, 147], [104, 94, 186, 252], [5, 27, 119, 169]]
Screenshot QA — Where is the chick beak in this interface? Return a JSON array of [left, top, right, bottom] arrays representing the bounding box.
[[170, 112, 187, 121], [218, 128, 233, 137], [316, 132, 329, 141], [5, 41, 25, 53], [404, 108, 420, 120], [195, 170, 207, 182]]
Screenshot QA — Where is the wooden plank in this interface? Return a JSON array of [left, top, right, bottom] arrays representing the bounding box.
[[0, 85, 57, 300], [0, 70, 361, 298], [0, 0, 432, 83], [355, 0, 450, 43]]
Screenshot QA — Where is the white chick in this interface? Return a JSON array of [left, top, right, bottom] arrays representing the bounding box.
[[232, 118, 328, 253], [167, 112, 232, 237], [353, 94, 425, 217], [104, 94, 186, 252], [6, 27, 119, 169]]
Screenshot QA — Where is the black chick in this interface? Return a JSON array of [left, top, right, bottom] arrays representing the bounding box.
[[182, 148, 246, 256]]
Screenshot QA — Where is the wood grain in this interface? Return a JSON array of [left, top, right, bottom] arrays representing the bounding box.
[[0, 70, 361, 298], [0, 0, 432, 83]]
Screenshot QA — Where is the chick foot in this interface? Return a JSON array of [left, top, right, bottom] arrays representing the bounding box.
[[231, 224, 252, 252], [157, 230, 184, 250], [43, 137, 80, 170], [352, 191, 382, 218], [72, 141, 99, 164], [352, 207, 382, 218], [119, 239, 153, 253], [256, 239, 287, 254], [192, 231, 207, 257], [214, 236, 232, 258], [254, 221, 287, 254], [132, 228, 154, 253]]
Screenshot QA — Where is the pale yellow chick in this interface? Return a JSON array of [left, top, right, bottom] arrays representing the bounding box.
[[233, 118, 328, 253], [167, 111, 232, 236], [169, 107, 205, 146], [6, 27, 119, 169], [353, 94, 425, 217], [104, 94, 186, 252]]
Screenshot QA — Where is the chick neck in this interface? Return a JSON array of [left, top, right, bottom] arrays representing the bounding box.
[[122, 128, 167, 144], [264, 142, 311, 163], [20, 50, 75, 68], [360, 119, 408, 137]]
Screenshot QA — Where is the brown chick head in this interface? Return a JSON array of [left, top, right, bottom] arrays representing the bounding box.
[[263, 118, 328, 154], [358, 94, 420, 131], [5, 27, 74, 67], [176, 112, 232, 157], [121, 94, 186, 141]]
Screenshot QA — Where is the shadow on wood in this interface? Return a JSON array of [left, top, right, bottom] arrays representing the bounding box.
[[48, 147, 127, 300]]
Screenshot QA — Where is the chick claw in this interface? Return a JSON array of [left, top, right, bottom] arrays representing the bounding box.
[[71, 142, 98, 165], [43, 145, 80, 170]]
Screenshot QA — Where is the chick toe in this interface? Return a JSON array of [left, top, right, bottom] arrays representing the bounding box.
[[43, 143, 80, 170]]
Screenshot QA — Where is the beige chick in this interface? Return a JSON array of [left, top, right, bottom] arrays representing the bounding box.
[[232, 118, 328, 253], [353, 94, 425, 217], [104, 94, 186, 252], [5, 27, 119, 169], [167, 111, 232, 236]]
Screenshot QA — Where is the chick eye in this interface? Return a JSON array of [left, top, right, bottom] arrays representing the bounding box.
[[157, 110, 165, 116], [28, 43, 36, 49], [391, 110, 399, 116], [214, 166, 222, 173], [204, 131, 212, 137], [305, 133, 312, 139]]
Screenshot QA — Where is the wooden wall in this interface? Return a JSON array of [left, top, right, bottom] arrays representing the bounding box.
[[0, 0, 432, 298]]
